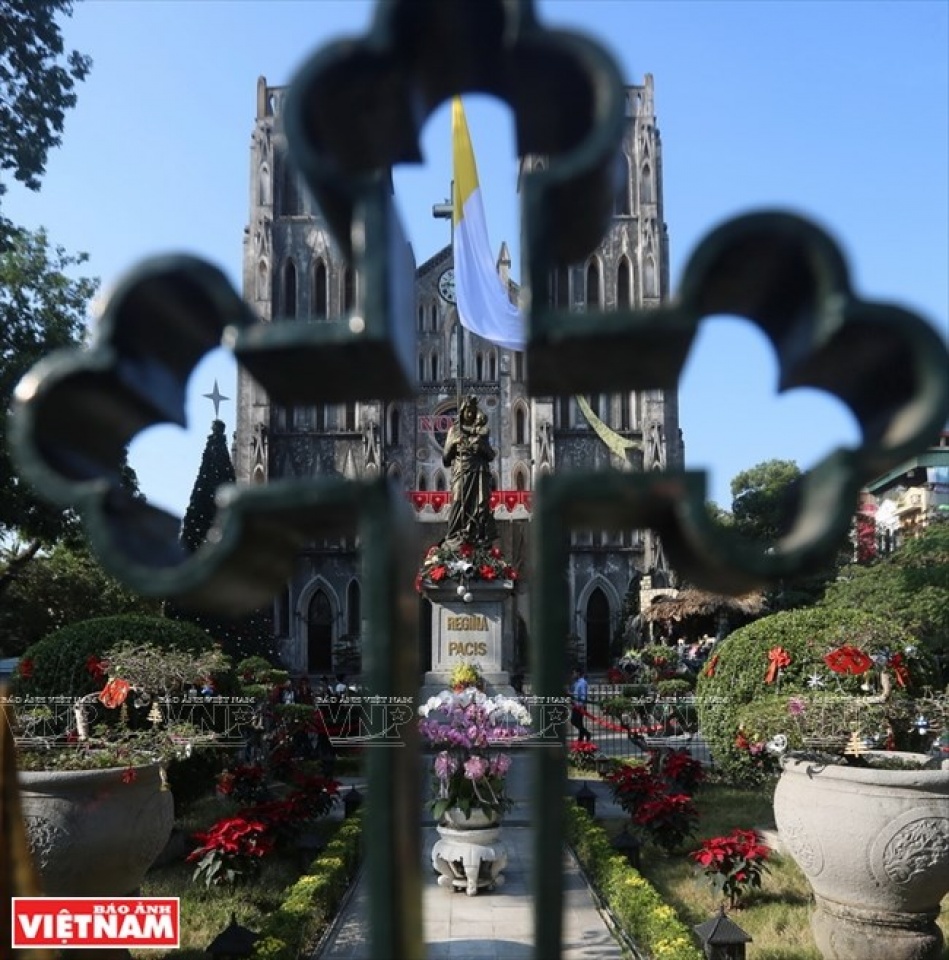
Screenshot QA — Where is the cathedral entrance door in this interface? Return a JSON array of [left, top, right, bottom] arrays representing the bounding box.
[[585, 588, 611, 671], [307, 589, 333, 673]]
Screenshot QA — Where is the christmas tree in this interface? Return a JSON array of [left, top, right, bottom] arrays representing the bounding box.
[[171, 404, 276, 663]]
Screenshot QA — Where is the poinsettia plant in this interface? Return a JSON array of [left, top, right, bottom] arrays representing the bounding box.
[[604, 749, 701, 853], [416, 540, 518, 596], [691, 829, 771, 908]]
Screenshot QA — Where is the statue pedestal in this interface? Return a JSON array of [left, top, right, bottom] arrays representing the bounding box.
[[422, 581, 514, 689]]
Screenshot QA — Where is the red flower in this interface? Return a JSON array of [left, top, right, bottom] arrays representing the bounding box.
[[502, 566, 517, 580], [121, 767, 137, 784], [478, 564, 497, 580], [429, 565, 448, 582], [691, 828, 771, 907], [18, 658, 34, 679], [823, 645, 873, 676], [459, 543, 474, 558], [489, 546, 502, 559], [85, 655, 106, 681]]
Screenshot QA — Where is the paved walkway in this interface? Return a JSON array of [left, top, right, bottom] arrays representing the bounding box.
[[314, 768, 629, 960]]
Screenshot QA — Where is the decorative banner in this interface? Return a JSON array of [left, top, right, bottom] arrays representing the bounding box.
[[764, 647, 791, 684], [823, 645, 873, 676]]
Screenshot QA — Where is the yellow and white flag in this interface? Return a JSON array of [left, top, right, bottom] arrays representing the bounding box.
[[452, 97, 525, 352]]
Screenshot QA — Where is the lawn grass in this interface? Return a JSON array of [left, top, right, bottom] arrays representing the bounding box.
[[597, 777, 949, 960]]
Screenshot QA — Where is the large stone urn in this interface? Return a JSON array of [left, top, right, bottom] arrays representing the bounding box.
[[431, 807, 508, 896], [774, 753, 949, 960], [18, 763, 174, 896]]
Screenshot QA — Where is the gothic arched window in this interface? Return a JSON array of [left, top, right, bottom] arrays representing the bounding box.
[[314, 261, 328, 319], [283, 260, 297, 318], [586, 260, 600, 308], [617, 256, 632, 308], [640, 164, 654, 205], [515, 405, 528, 445]]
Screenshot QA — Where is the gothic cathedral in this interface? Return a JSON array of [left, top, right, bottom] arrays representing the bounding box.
[[234, 76, 683, 677]]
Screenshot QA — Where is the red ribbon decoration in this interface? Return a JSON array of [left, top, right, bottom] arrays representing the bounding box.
[[703, 655, 719, 678], [764, 647, 791, 684], [823, 645, 873, 676], [887, 652, 910, 688], [98, 677, 131, 709]]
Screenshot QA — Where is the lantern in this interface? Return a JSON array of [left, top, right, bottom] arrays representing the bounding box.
[[206, 913, 259, 958], [574, 781, 597, 817], [693, 906, 752, 959]]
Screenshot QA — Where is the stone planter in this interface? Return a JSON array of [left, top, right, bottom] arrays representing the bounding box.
[[432, 807, 507, 896], [18, 763, 174, 896], [774, 753, 949, 960]]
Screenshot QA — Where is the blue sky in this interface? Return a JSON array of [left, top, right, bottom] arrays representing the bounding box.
[[6, 0, 947, 515]]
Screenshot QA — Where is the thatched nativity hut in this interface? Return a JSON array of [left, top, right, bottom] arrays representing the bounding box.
[[641, 588, 768, 644]]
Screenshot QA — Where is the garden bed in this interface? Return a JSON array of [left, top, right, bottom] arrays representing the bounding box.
[[594, 779, 949, 960], [131, 795, 362, 959]]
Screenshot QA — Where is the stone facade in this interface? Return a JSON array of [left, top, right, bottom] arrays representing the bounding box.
[[234, 75, 683, 676]]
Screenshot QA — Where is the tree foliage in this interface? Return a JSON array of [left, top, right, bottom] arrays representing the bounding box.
[[821, 521, 949, 673], [0, 543, 161, 657], [0, 228, 97, 546], [729, 458, 802, 542], [0, 0, 91, 201]]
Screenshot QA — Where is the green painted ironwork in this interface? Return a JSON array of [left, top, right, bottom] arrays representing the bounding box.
[[7, 0, 949, 957]]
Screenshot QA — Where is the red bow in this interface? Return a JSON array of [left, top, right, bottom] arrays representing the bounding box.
[[703, 655, 719, 678], [887, 653, 909, 688], [99, 677, 131, 709], [823, 645, 873, 676], [764, 647, 791, 684]]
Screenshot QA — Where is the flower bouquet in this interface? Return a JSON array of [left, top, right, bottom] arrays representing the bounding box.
[[416, 540, 518, 598], [419, 687, 532, 823]]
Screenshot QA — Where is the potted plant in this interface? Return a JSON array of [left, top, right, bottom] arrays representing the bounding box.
[[419, 685, 531, 895], [9, 619, 232, 896], [449, 660, 484, 692], [419, 686, 531, 825], [696, 607, 949, 960]]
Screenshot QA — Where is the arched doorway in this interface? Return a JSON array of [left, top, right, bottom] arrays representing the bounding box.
[[307, 589, 333, 673], [585, 588, 611, 671]]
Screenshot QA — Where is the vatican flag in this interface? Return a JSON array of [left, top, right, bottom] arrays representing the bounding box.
[[452, 97, 525, 352]]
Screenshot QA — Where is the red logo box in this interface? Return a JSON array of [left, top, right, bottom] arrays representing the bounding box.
[[12, 898, 180, 949]]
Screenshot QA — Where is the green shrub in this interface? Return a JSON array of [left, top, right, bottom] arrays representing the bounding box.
[[567, 805, 702, 959], [251, 813, 362, 960], [656, 678, 694, 697], [695, 607, 928, 783], [13, 614, 221, 700]]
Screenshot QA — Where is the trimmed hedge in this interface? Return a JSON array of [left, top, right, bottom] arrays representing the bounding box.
[[695, 607, 928, 783], [252, 813, 363, 960], [13, 614, 219, 700], [566, 805, 702, 960]]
